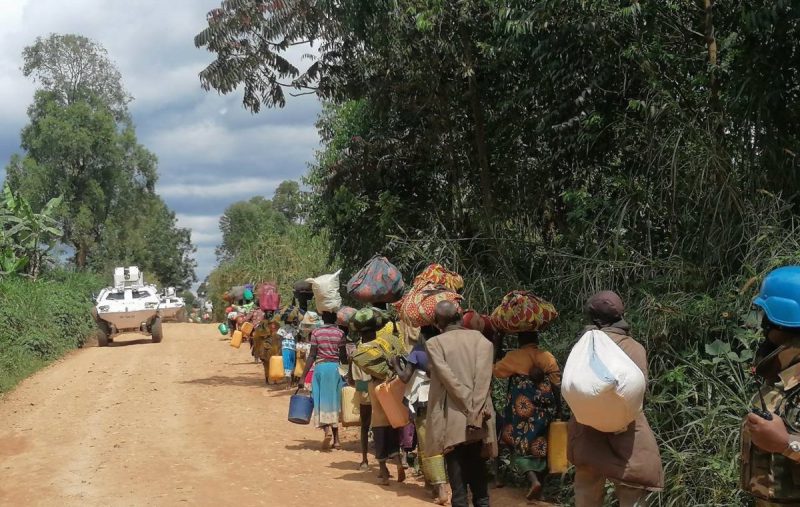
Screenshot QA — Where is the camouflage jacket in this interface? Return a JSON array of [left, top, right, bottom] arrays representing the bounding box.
[[742, 360, 800, 503]]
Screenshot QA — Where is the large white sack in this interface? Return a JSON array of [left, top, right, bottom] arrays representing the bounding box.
[[307, 270, 342, 313], [562, 329, 646, 433]]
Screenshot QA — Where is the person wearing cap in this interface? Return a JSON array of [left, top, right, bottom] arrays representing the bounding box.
[[742, 266, 800, 506], [568, 291, 663, 507]]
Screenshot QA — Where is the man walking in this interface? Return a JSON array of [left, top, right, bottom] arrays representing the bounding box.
[[426, 301, 496, 507]]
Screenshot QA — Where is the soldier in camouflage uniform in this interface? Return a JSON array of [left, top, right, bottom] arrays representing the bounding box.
[[742, 266, 800, 506]]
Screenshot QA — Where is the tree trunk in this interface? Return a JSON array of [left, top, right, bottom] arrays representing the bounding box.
[[75, 241, 87, 269], [703, 0, 719, 108], [461, 31, 494, 215]]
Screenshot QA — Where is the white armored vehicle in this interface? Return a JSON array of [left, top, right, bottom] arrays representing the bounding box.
[[159, 287, 187, 322], [93, 266, 163, 346]]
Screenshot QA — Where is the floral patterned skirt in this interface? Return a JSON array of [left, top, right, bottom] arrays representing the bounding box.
[[499, 375, 556, 475]]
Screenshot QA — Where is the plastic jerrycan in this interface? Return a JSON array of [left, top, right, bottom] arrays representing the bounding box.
[[340, 385, 361, 427], [293, 357, 306, 378], [268, 355, 285, 383], [375, 377, 409, 429], [547, 420, 569, 474], [230, 330, 243, 349]]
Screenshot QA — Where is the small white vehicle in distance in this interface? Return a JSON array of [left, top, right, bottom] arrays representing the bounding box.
[[93, 266, 163, 347], [159, 287, 187, 322]]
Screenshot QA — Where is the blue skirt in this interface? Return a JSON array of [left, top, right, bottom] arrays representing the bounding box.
[[312, 361, 343, 427], [282, 347, 296, 376]]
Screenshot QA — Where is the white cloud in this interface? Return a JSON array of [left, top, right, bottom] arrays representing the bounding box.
[[175, 214, 218, 231], [175, 214, 220, 249], [161, 177, 285, 200]]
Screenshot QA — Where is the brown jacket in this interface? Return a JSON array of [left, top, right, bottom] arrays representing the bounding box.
[[567, 325, 664, 491], [426, 326, 497, 457]]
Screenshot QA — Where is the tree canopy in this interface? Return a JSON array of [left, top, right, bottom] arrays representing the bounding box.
[[5, 33, 196, 288], [22, 33, 131, 122], [197, 1, 800, 503]]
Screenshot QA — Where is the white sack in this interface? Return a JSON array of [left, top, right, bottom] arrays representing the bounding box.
[[561, 329, 646, 433], [307, 270, 342, 313]]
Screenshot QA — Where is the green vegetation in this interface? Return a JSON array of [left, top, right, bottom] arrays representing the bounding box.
[[5, 33, 196, 288], [207, 182, 332, 319], [0, 33, 196, 391], [0, 271, 104, 394], [0, 183, 62, 279], [197, 1, 800, 504]]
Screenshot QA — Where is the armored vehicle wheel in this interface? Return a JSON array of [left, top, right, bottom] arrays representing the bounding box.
[[151, 317, 163, 343]]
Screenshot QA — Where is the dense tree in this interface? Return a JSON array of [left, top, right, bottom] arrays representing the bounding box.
[[197, 280, 209, 298], [179, 289, 197, 308], [216, 196, 288, 261], [197, 2, 800, 504], [5, 33, 195, 286], [272, 180, 305, 223], [0, 183, 62, 279], [91, 195, 196, 289], [22, 33, 131, 121], [5, 91, 157, 267]]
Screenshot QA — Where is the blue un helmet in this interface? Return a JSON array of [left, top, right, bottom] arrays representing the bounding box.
[[753, 266, 800, 329]]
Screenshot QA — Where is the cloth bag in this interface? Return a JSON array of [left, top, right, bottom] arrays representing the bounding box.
[[307, 270, 342, 313], [337, 306, 357, 327], [489, 290, 558, 333], [352, 330, 406, 380], [413, 263, 464, 292], [398, 283, 462, 327], [561, 329, 646, 433], [347, 255, 406, 303]]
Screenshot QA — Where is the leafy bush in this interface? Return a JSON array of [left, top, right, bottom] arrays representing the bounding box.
[[0, 271, 103, 393], [208, 225, 334, 319]]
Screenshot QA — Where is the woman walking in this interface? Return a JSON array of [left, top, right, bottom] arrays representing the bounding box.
[[493, 330, 562, 502], [392, 325, 450, 504], [299, 311, 346, 450], [351, 308, 407, 485]]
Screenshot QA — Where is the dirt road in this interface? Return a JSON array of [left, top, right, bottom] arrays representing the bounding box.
[[0, 323, 546, 506]]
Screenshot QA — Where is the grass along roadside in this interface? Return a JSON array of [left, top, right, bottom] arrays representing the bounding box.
[[0, 271, 104, 394]]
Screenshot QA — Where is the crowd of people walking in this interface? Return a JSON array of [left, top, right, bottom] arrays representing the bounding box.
[[220, 260, 800, 507]]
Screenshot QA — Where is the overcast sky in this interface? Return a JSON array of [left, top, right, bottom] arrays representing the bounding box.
[[0, 0, 321, 287]]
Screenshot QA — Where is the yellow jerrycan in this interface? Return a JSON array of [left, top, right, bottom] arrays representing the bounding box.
[[230, 330, 243, 349], [240, 321, 254, 337], [268, 355, 285, 383], [547, 420, 569, 474], [293, 357, 306, 378], [340, 385, 361, 427], [375, 378, 409, 429]]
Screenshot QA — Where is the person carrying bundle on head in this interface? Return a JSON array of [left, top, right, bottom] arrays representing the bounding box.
[[351, 307, 408, 485]]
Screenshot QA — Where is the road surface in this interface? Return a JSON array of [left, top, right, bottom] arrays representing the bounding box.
[[0, 323, 550, 506]]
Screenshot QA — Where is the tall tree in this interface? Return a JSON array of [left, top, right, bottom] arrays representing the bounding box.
[[6, 33, 194, 284], [272, 180, 305, 223], [216, 197, 288, 261], [5, 91, 156, 267], [92, 195, 197, 289], [22, 34, 131, 122]]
